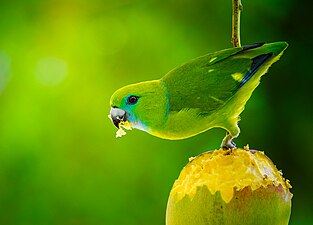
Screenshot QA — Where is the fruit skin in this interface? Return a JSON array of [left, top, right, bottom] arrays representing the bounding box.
[[167, 185, 291, 225], [166, 148, 292, 225]]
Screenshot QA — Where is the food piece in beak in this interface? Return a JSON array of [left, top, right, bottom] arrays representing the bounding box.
[[109, 107, 133, 138]]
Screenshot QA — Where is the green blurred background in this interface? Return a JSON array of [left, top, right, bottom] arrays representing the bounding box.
[[0, 0, 312, 224]]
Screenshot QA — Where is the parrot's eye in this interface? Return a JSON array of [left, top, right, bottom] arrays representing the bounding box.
[[127, 95, 139, 105]]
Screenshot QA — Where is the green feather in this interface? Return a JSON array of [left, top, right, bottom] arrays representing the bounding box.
[[162, 42, 286, 116]]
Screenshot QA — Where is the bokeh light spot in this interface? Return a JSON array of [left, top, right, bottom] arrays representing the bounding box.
[[0, 51, 11, 94], [36, 57, 68, 86]]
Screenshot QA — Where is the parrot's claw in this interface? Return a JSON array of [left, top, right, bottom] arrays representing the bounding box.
[[221, 132, 237, 149], [221, 140, 236, 149]]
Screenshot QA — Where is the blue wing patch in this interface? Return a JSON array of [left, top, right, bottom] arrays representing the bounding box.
[[239, 53, 273, 88]]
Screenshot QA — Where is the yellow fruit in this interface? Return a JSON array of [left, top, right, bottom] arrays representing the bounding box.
[[166, 148, 292, 225]]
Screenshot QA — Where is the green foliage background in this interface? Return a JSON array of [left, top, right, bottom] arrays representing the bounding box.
[[0, 0, 312, 224]]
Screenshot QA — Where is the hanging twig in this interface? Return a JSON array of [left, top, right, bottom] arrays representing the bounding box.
[[232, 0, 243, 47]]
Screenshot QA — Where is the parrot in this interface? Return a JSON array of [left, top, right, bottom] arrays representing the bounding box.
[[109, 42, 288, 148]]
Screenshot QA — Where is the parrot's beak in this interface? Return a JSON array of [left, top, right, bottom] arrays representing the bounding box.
[[110, 107, 128, 128]]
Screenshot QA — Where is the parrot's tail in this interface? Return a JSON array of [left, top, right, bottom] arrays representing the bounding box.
[[234, 41, 288, 89]]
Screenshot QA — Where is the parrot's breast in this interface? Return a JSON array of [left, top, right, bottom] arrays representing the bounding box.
[[148, 109, 220, 140]]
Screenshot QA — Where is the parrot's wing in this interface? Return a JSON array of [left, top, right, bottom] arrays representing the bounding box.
[[162, 42, 287, 116]]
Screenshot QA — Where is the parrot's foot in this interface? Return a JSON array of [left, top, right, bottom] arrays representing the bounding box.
[[221, 132, 236, 149], [222, 139, 236, 149]]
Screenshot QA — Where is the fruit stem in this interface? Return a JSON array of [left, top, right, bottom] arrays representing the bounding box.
[[232, 0, 243, 47]]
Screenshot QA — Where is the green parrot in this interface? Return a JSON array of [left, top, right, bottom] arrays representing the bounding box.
[[109, 42, 288, 148]]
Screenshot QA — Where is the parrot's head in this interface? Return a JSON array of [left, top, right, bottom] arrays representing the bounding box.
[[109, 80, 168, 137]]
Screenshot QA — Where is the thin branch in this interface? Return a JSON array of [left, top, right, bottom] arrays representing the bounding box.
[[232, 0, 243, 47]]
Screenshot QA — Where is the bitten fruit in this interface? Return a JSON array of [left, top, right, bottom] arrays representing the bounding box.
[[166, 148, 292, 225]]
